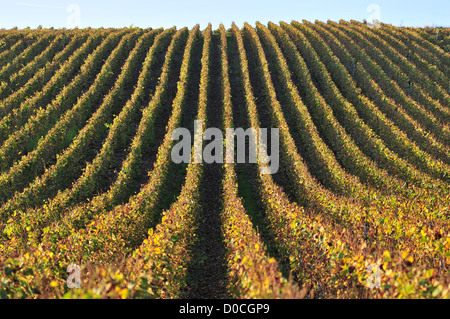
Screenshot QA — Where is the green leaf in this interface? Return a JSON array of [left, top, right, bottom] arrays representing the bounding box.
[[432, 286, 442, 297]]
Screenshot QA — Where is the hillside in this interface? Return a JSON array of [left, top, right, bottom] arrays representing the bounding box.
[[0, 20, 449, 299]]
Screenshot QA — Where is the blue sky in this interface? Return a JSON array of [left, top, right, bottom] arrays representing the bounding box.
[[0, 0, 448, 30]]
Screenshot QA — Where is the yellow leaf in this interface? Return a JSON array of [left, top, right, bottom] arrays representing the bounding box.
[[401, 250, 409, 259], [119, 288, 128, 299]]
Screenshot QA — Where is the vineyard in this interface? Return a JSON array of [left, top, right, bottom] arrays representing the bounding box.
[[0, 20, 449, 299]]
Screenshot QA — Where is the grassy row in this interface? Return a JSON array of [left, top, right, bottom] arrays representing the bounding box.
[[219, 24, 303, 298], [249, 22, 450, 278], [392, 25, 450, 71], [76, 23, 303, 299], [333, 21, 450, 145], [378, 25, 450, 123], [2, 27, 188, 256], [0, 29, 135, 205], [257, 22, 377, 200], [230, 22, 352, 298], [58, 25, 200, 262], [237, 23, 450, 299], [0, 25, 198, 298], [0, 23, 448, 299], [0, 33, 38, 71], [357, 21, 449, 128], [0, 30, 28, 56], [284, 22, 444, 194], [98, 24, 212, 299], [240, 22, 375, 233], [0, 27, 177, 251], [244, 22, 375, 203], [350, 21, 450, 111], [0, 32, 55, 84], [264, 22, 412, 197], [0, 32, 71, 100], [384, 24, 450, 78], [291, 20, 450, 267], [0, 32, 89, 119], [312, 21, 450, 162], [376, 23, 450, 88], [0, 31, 107, 153], [303, 21, 450, 183], [0, 29, 160, 219], [289, 22, 450, 214], [325, 21, 450, 176], [288, 21, 447, 190]]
